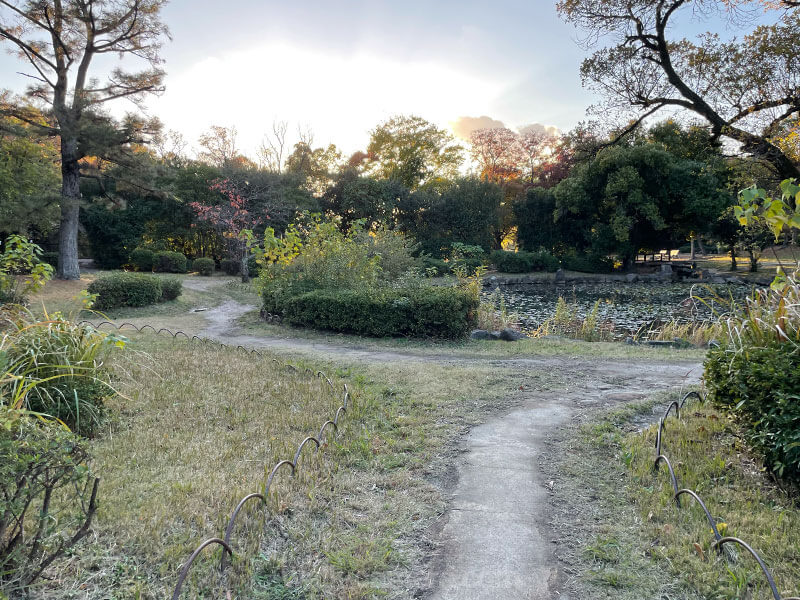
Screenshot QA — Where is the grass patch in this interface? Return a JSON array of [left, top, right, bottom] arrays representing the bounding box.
[[36, 333, 353, 598], [34, 330, 561, 599], [627, 402, 800, 599], [548, 394, 800, 599]]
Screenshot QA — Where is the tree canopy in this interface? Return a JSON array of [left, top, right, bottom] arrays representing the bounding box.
[[365, 115, 464, 190], [0, 0, 169, 278], [557, 0, 800, 180]]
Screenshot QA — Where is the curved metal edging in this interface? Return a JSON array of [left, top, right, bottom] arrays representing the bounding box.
[[654, 455, 681, 506], [118, 322, 140, 331], [139, 324, 157, 333], [264, 460, 295, 496], [679, 390, 703, 409], [711, 537, 782, 600], [342, 391, 349, 410], [663, 400, 680, 421], [334, 405, 346, 426], [220, 492, 266, 569], [655, 417, 665, 456], [674, 489, 722, 542], [292, 436, 320, 466], [318, 420, 337, 441], [171, 538, 233, 600], [174, 330, 189, 340]]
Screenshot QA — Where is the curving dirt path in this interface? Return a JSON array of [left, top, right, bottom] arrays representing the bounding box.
[[190, 299, 702, 599]]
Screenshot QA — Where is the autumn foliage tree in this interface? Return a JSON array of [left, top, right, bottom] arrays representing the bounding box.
[[0, 0, 169, 279], [191, 179, 270, 282], [469, 127, 525, 183]]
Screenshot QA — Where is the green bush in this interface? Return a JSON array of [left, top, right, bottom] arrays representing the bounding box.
[[221, 258, 240, 275], [154, 251, 187, 273], [282, 286, 477, 338], [87, 273, 162, 310], [705, 341, 800, 480], [562, 253, 615, 274], [246, 255, 260, 277], [491, 250, 560, 273], [0, 416, 98, 592], [129, 248, 155, 272], [420, 256, 450, 276], [194, 257, 214, 276], [159, 277, 183, 301]]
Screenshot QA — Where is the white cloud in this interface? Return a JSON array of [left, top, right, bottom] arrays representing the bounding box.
[[147, 42, 507, 158]]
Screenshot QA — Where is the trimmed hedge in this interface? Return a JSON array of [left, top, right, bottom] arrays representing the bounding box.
[[129, 248, 155, 272], [220, 258, 239, 275], [87, 273, 182, 309], [193, 257, 214, 276], [154, 251, 187, 273], [281, 286, 478, 338], [491, 250, 559, 274], [88, 273, 162, 310], [160, 277, 183, 301], [705, 341, 800, 480]]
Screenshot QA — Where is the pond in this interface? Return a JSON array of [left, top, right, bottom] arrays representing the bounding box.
[[483, 282, 755, 336]]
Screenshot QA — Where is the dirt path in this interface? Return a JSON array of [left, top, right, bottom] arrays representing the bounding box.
[[426, 362, 699, 600], [191, 299, 702, 599]]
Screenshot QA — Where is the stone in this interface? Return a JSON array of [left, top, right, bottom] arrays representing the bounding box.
[[498, 328, 527, 341], [470, 329, 493, 340], [626, 273, 639, 283], [554, 268, 565, 282]]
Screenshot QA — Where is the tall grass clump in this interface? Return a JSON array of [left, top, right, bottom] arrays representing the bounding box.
[[477, 289, 521, 331], [704, 275, 800, 480], [533, 297, 615, 342], [0, 302, 121, 594], [0, 306, 123, 436]]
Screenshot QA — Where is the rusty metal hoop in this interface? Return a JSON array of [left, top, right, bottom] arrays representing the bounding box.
[[674, 489, 722, 542], [654, 455, 681, 506], [171, 538, 233, 600], [292, 436, 321, 467], [264, 460, 295, 497], [711, 537, 783, 600], [220, 493, 266, 569]]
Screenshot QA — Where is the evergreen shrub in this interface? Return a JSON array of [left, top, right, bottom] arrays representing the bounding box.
[[129, 248, 155, 272], [220, 259, 239, 275], [154, 251, 187, 273], [87, 273, 162, 309], [282, 286, 477, 338], [193, 257, 214, 276]]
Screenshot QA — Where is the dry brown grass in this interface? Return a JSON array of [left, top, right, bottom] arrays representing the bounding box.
[[37, 334, 352, 598]]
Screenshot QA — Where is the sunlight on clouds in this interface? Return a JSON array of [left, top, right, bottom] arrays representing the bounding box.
[[149, 42, 507, 156]]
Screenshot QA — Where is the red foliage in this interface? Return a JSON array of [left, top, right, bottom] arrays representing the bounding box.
[[190, 179, 269, 239]]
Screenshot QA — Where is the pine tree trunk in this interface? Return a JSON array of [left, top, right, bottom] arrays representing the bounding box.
[[57, 140, 81, 280]]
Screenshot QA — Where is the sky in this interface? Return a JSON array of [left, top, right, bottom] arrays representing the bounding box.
[[0, 1, 772, 160], [0, 0, 596, 158]]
